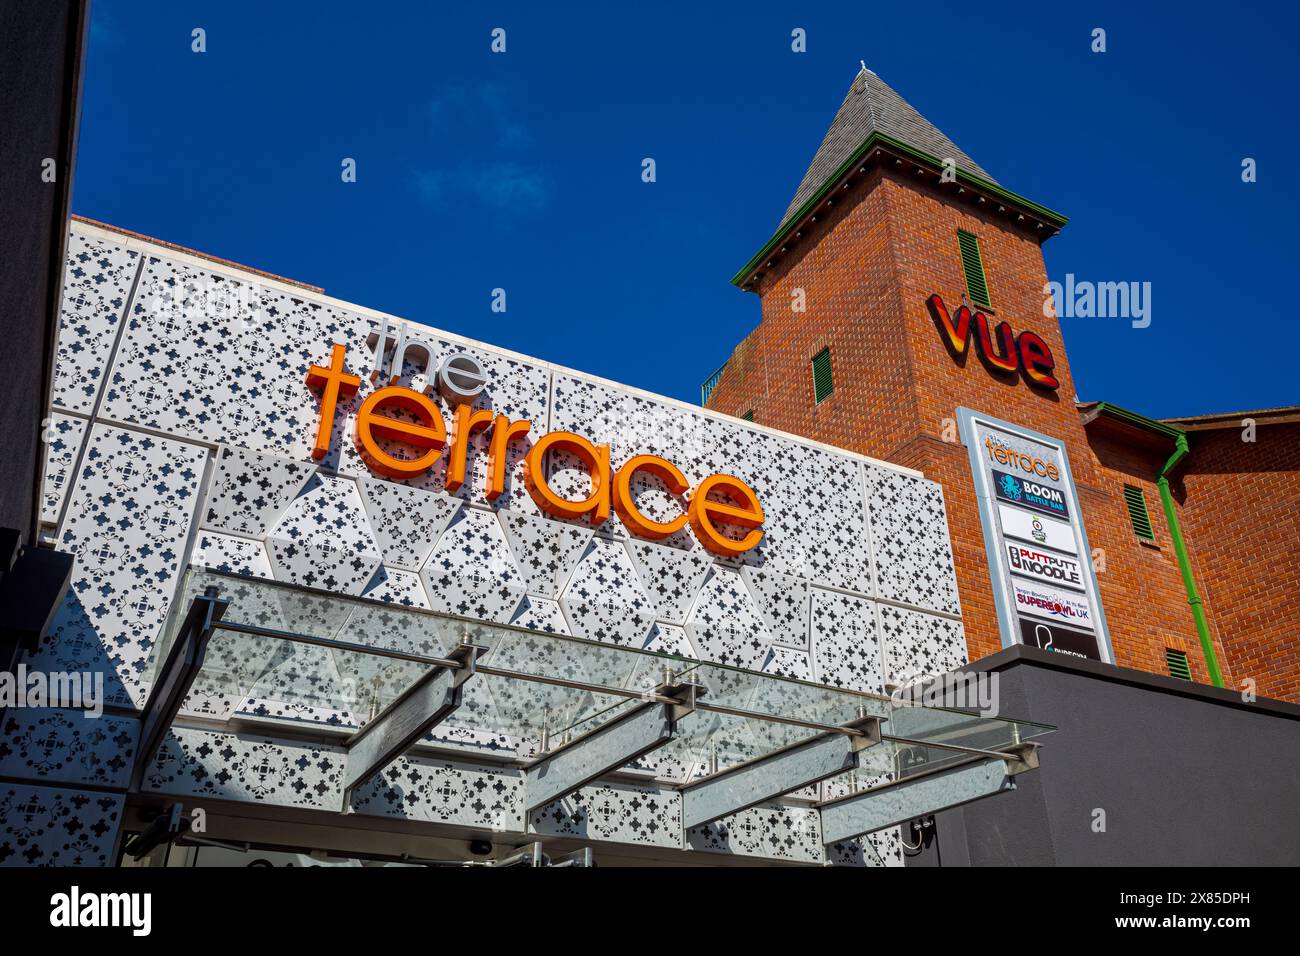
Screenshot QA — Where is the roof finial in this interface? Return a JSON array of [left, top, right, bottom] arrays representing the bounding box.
[[860, 59, 867, 72]]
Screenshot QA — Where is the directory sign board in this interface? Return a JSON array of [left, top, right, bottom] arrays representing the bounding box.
[[957, 408, 1114, 662]]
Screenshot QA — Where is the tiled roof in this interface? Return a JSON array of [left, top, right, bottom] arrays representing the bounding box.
[[779, 66, 996, 230]]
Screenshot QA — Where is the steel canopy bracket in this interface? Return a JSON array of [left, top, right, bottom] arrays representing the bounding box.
[[522, 679, 701, 814], [845, 713, 884, 751], [680, 714, 884, 831], [340, 641, 481, 810], [1000, 740, 1041, 776], [663, 678, 703, 724], [131, 587, 229, 791]]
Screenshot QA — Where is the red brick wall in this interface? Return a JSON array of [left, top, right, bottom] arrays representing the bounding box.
[[709, 171, 924, 458], [1176, 421, 1300, 700], [1083, 432, 1232, 686], [708, 171, 1258, 692]]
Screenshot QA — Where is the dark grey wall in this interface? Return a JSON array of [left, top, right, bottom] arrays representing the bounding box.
[[0, 0, 87, 546], [0, 0, 88, 673], [912, 647, 1300, 866]]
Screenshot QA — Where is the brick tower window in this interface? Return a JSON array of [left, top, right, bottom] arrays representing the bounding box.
[[1165, 648, 1192, 681], [957, 229, 993, 310], [811, 347, 833, 403], [1122, 484, 1155, 541]]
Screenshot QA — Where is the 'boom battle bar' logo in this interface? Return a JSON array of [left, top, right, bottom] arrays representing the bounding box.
[[993, 470, 1069, 520]]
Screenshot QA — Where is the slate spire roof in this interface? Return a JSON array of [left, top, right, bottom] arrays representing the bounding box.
[[779, 65, 996, 230]]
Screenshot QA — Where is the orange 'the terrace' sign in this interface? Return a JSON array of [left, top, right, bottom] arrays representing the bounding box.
[[305, 343, 764, 557]]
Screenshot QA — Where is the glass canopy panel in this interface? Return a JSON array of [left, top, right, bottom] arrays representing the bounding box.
[[158, 569, 1053, 788], [882, 702, 1053, 778]]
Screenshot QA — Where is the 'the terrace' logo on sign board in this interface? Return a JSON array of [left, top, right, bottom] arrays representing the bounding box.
[[304, 340, 765, 557]]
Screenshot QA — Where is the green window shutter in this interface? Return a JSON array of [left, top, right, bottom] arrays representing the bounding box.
[[957, 229, 992, 309], [1122, 484, 1155, 540], [811, 347, 833, 403], [742, 409, 754, 422], [1165, 648, 1192, 681]]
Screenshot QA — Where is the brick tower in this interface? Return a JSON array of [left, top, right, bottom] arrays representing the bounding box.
[[706, 66, 1119, 664]]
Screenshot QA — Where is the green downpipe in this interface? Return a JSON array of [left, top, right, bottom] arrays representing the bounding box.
[[1156, 434, 1224, 687]]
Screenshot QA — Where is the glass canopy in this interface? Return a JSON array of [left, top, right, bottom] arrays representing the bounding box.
[[154, 569, 1051, 775], [142, 568, 1052, 844]]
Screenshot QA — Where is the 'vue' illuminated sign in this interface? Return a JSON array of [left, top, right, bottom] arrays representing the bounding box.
[[926, 294, 1059, 390], [304, 342, 764, 557]]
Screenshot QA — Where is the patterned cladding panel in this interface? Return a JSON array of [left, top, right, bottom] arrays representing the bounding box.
[[202, 446, 316, 537], [687, 802, 824, 864], [52, 233, 141, 414], [509, 594, 572, 634], [101, 256, 373, 457], [549, 375, 875, 593], [827, 827, 904, 867], [23, 423, 207, 709], [266, 473, 383, 595], [763, 644, 814, 681], [349, 753, 525, 831], [499, 510, 592, 597], [0, 784, 125, 867], [865, 467, 961, 615], [643, 621, 695, 658], [810, 589, 885, 694], [685, 566, 773, 670], [0, 709, 139, 789], [530, 780, 682, 849], [419, 506, 526, 623], [359, 476, 461, 571], [330, 347, 551, 520], [142, 728, 345, 810], [360, 565, 431, 608], [193, 530, 275, 579], [560, 534, 656, 648], [742, 564, 811, 649], [625, 538, 712, 626], [40, 413, 89, 525], [880, 603, 968, 687]]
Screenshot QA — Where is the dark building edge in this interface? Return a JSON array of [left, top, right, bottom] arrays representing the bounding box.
[[0, 2, 88, 670]]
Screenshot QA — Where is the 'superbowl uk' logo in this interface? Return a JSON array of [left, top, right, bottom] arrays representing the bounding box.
[[998, 473, 1023, 501]]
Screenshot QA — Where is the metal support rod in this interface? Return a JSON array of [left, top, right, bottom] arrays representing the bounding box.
[[131, 588, 228, 790]]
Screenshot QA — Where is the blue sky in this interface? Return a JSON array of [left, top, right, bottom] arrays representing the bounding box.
[[76, 1, 1297, 418]]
